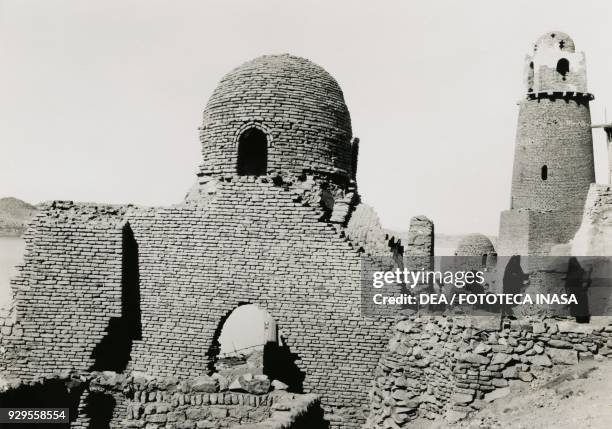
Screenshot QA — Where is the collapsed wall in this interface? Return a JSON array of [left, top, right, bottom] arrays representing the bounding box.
[[1, 176, 405, 428], [568, 184, 612, 256], [0, 370, 325, 428], [0, 53, 429, 428], [365, 316, 612, 428]]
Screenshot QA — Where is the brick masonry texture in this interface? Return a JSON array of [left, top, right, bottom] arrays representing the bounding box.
[[510, 98, 594, 215], [404, 216, 434, 257], [6, 202, 127, 379], [454, 234, 495, 257], [198, 54, 355, 184], [499, 32, 595, 256], [364, 316, 612, 428], [3, 36, 612, 429], [3, 179, 397, 427], [0, 54, 402, 428]]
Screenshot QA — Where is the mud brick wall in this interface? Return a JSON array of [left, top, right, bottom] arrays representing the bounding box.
[[498, 208, 584, 257], [3, 53, 406, 428], [4, 179, 397, 427], [198, 54, 354, 182], [404, 216, 434, 257], [366, 316, 612, 428], [0, 302, 22, 373], [7, 202, 126, 380], [510, 97, 594, 216], [500, 33, 594, 259], [125, 179, 393, 427]]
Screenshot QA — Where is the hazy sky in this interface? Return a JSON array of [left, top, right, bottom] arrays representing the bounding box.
[[2, 0, 612, 235]]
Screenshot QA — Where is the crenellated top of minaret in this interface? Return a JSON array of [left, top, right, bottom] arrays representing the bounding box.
[[523, 31, 589, 95]]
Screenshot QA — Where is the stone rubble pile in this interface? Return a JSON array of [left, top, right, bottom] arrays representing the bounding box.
[[365, 316, 612, 428]]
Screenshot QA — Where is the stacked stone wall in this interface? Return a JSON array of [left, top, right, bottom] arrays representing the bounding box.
[[0, 370, 322, 429], [366, 316, 612, 428]]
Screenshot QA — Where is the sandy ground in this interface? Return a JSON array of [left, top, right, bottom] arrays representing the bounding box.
[[411, 358, 612, 429]]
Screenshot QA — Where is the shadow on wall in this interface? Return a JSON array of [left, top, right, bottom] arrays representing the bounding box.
[[289, 402, 330, 429], [565, 257, 591, 323], [90, 222, 142, 371], [0, 379, 85, 428], [82, 391, 116, 429], [501, 255, 528, 317], [263, 339, 305, 392]]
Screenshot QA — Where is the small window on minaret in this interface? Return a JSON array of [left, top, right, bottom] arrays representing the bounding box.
[[556, 58, 569, 79], [237, 128, 268, 176], [541, 165, 548, 180]]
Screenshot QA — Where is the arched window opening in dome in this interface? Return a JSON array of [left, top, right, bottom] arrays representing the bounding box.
[[237, 128, 268, 176], [559, 40, 565, 49], [556, 58, 569, 80], [541, 165, 548, 180]]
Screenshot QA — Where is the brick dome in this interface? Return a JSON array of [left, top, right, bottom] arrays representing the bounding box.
[[454, 234, 496, 256], [198, 54, 353, 181], [534, 31, 575, 53]]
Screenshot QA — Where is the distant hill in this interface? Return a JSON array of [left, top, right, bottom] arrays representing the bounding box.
[[0, 197, 38, 236]]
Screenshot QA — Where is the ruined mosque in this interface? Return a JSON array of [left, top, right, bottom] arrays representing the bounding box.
[[2, 31, 612, 428]]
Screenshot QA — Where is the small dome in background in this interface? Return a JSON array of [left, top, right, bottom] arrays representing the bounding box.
[[534, 31, 575, 53], [455, 233, 496, 256]]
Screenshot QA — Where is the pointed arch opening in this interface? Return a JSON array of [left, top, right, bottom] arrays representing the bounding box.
[[237, 128, 268, 176], [556, 58, 569, 79]]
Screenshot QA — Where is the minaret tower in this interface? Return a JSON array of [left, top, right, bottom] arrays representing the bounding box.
[[499, 31, 595, 256]]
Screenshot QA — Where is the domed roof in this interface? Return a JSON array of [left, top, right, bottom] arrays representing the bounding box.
[[454, 234, 496, 256], [198, 54, 353, 180], [534, 31, 575, 53]]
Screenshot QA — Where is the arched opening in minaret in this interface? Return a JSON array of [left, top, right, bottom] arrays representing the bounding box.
[[556, 58, 569, 80], [541, 165, 548, 180], [237, 128, 267, 176]]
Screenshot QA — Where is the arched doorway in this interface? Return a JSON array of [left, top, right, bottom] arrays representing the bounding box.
[[217, 304, 277, 370], [237, 128, 268, 176], [213, 304, 304, 391]]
